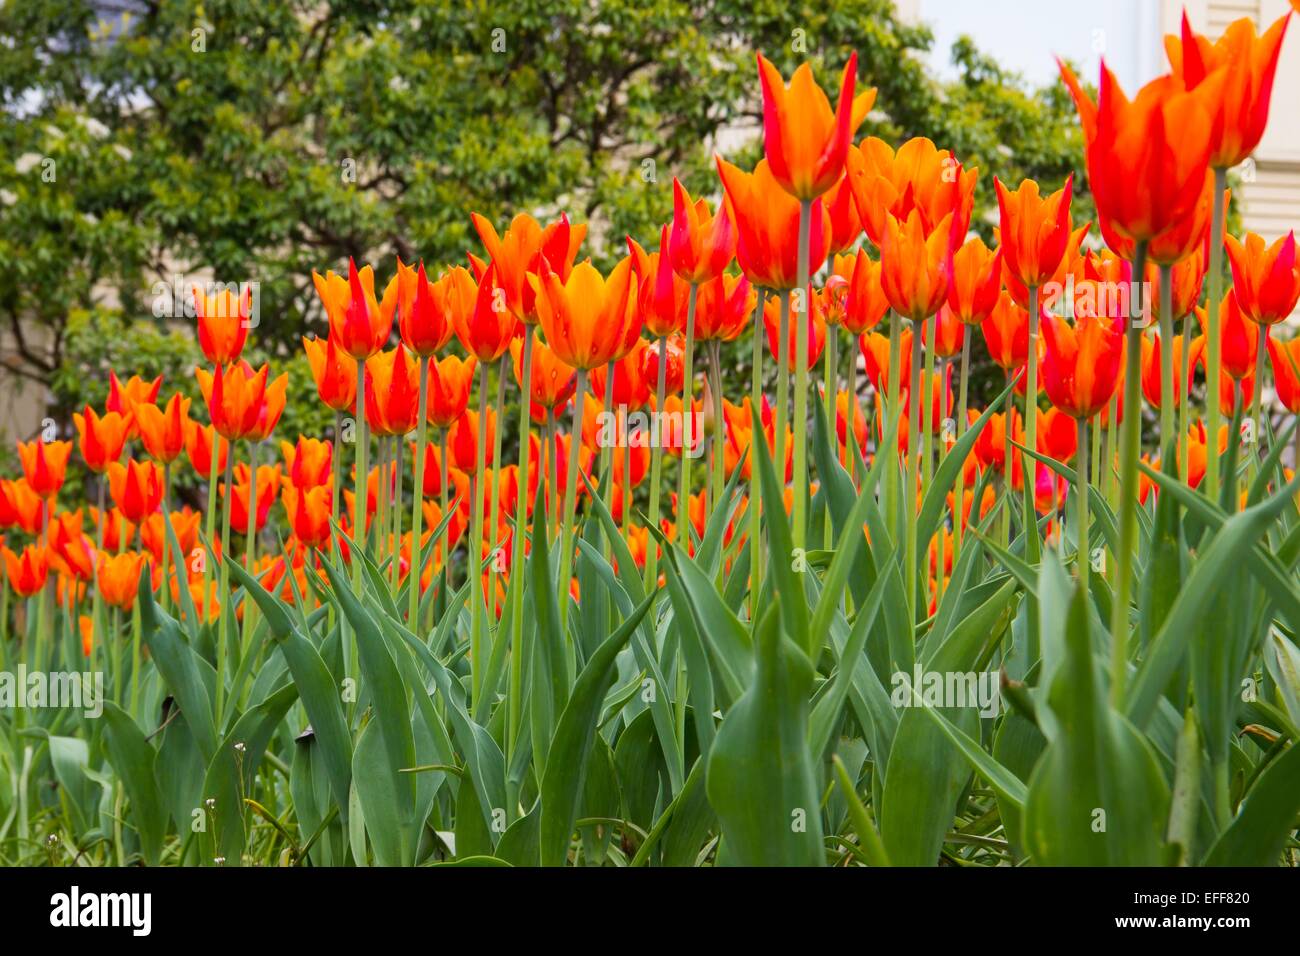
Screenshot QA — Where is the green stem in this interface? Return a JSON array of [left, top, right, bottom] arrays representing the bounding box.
[[645, 335, 667, 592], [409, 356, 430, 626], [1077, 415, 1090, 592], [749, 289, 767, 616], [1205, 167, 1226, 498], [508, 331, 534, 757], [487, 360, 506, 614], [1111, 241, 1148, 705], [775, 291, 791, 485], [1178, 311, 1193, 478], [469, 360, 491, 704], [677, 285, 699, 541], [216, 446, 234, 720], [392, 436, 404, 592], [1023, 285, 1040, 565], [792, 198, 812, 550], [1158, 265, 1175, 459], [954, 332, 970, 559], [906, 322, 922, 620], [559, 369, 588, 636], [710, 339, 725, 509]]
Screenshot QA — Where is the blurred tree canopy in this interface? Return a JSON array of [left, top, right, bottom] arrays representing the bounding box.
[[1, 0, 1086, 434]]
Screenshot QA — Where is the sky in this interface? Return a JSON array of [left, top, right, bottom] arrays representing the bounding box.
[[918, 0, 1166, 92]]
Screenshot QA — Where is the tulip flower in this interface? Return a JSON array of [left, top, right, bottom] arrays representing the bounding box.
[[141, 508, 200, 565], [0, 479, 45, 535], [17, 439, 71, 499], [694, 272, 754, 344], [1225, 231, 1300, 328], [106, 371, 162, 439], [756, 51, 874, 201], [426, 354, 477, 429], [4, 544, 49, 597], [193, 283, 251, 365], [924, 305, 964, 359], [716, 157, 830, 290], [947, 238, 1003, 326], [452, 262, 518, 364], [282, 436, 333, 489], [532, 258, 638, 372], [668, 180, 737, 285], [97, 550, 147, 611], [764, 287, 827, 372], [825, 175, 862, 254], [134, 393, 192, 463], [313, 258, 392, 360], [589, 337, 652, 413], [302, 335, 359, 412], [184, 421, 229, 478], [73, 406, 130, 474], [1140, 332, 1204, 411], [1040, 309, 1125, 421], [1196, 291, 1258, 382], [48, 512, 96, 582], [365, 343, 421, 437], [89, 506, 136, 553], [995, 176, 1074, 294], [860, 327, 913, 396], [880, 210, 953, 324], [224, 464, 281, 535], [1267, 334, 1300, 415], [107, 459, 164, 524], [195, 361, 268, 442], [841, 249, 889, 336], [472, 212, 586, 323], [283, 484, 333, 550], [982, 292, 1030, 372], [1163, 11, 1289, 171], [385, 259, 457, 357]]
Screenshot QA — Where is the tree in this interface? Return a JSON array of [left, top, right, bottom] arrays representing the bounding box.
[[1, 0, 1085, 435]]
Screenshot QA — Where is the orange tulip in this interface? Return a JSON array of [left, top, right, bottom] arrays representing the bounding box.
[[365, 342, 421, 437], [98, 550, 147, 610], [974, 407, 1022, 477], [452, 262, 518, 363], [627, 226, 690, 338], [1217, 367, 1256, 416], [825, 174, 862, 254], [924, 305, 964, 359], [764, 288, 827, 372], [107, 459, 164, 523], [641, 336, 686, 396], [694, 272, 754, 343], [302, 334, 358, 412], [89, 506, 137, 552], [17, 439, 71, 499], [1040, 307, 1125, 420], [947, 238, 1003, 326], [840, 249, 889, 335], [716, 156, 830, 290], [756, 51, 874, 201], [313, 258, 392, 359], [846, 137, 977, 245], [48, 512, 96, 582], [224, 464, 280, 534], [283, 484, 333, 549], [447, 407, 496, 472], [721, 396, 792, 482], [134, 393, 192, 463], [73, 406, 129, 474], [860, 327, 913, 396], [1140, 332, 1204, 410], [668, 180, 736, 284], [4, 544, 49, 597], [472, 212, 586, 322], [1058, 59, 1223, 246], [879, 210, 952, 320], [193, 283, 251, 365], [427, 354, 478, 429], [411, 445, 470, 501], [247, 368, 289, 443], [994, 176, 1074, 291], [589, 337, 652, 413], [532, 258, 639, 371], [1268, 334, 1300, 414], [1150, 245, 1208, 323], [981, 291, 1030, 371], [106, 371, 162, 438], [378, 259, 447, 357], [281, 436, 333, 489], [1225, 230, 1300, 327], [1120, 170, 1219, 267], [141, 508, 200, 566], [196, 361, 267, 441], [184, 420, 229, 479], [1164, 11, 1289, 170], [0, 479, 46, 535], [1195, 291, 1257, 381], [834, 389, 868, 464]]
